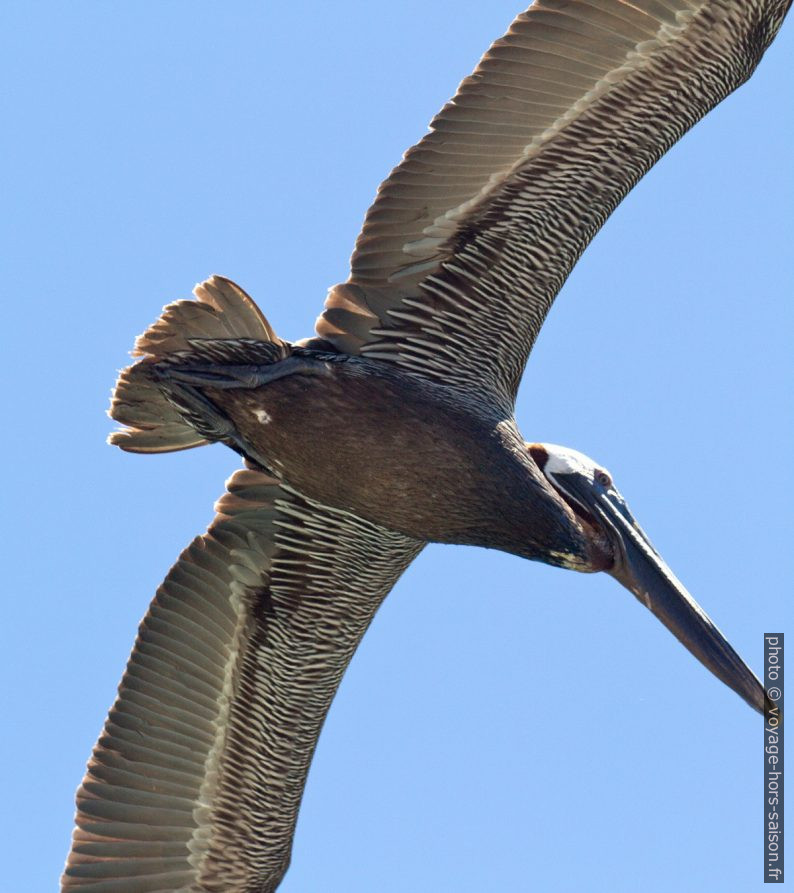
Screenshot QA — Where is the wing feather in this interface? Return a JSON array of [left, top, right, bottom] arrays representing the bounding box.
[[63, 469, 423, 893], [315, 0, 789, 412]]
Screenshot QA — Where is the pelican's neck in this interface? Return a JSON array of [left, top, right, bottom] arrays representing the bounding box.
[[432, 419, 597, 569]]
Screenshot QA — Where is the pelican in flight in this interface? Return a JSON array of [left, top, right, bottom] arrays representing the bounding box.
[[64, 1, 788, 890]]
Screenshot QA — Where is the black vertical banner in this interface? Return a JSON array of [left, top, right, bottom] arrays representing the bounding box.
[[764, 633, 783, 883]]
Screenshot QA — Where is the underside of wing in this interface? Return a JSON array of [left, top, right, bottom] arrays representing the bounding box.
[[63, 468, 423, 893], [315, 0, 790, 412]]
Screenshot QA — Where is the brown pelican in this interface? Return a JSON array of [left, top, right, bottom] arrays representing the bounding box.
[[64, 1, 789, 890]]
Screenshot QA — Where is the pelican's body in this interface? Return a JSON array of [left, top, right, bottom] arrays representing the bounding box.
[[64, 1, 789, 891], [188, 353, 589, 561]]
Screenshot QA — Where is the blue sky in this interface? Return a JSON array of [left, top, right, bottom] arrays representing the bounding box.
[[2, 3, 790, 891]]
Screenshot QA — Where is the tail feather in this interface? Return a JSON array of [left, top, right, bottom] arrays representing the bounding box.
[[109, 275, 283, 454], [133, 276, 278, 358], [109, 363, 208, 452]]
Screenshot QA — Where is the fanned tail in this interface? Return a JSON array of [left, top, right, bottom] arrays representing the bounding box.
[[108, 275, 286, 453]]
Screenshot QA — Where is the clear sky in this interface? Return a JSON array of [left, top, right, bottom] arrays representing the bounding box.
[[2, 2, 791, 891]]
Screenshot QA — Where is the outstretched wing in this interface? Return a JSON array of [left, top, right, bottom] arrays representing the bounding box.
[[315, 0, 790, 413], [63, 468, 423, 893]]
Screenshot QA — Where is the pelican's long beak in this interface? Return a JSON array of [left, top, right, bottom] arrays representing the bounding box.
[[562, 475, 772, 715]]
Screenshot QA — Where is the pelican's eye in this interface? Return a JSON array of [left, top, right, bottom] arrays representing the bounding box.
[[595, 470, 612, 488]]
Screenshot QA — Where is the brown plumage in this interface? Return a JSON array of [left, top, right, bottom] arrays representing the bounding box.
[[64, 1, 789, 891]]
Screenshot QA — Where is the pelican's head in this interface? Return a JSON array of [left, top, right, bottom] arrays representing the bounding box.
[[528, 442, 772, 716]]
